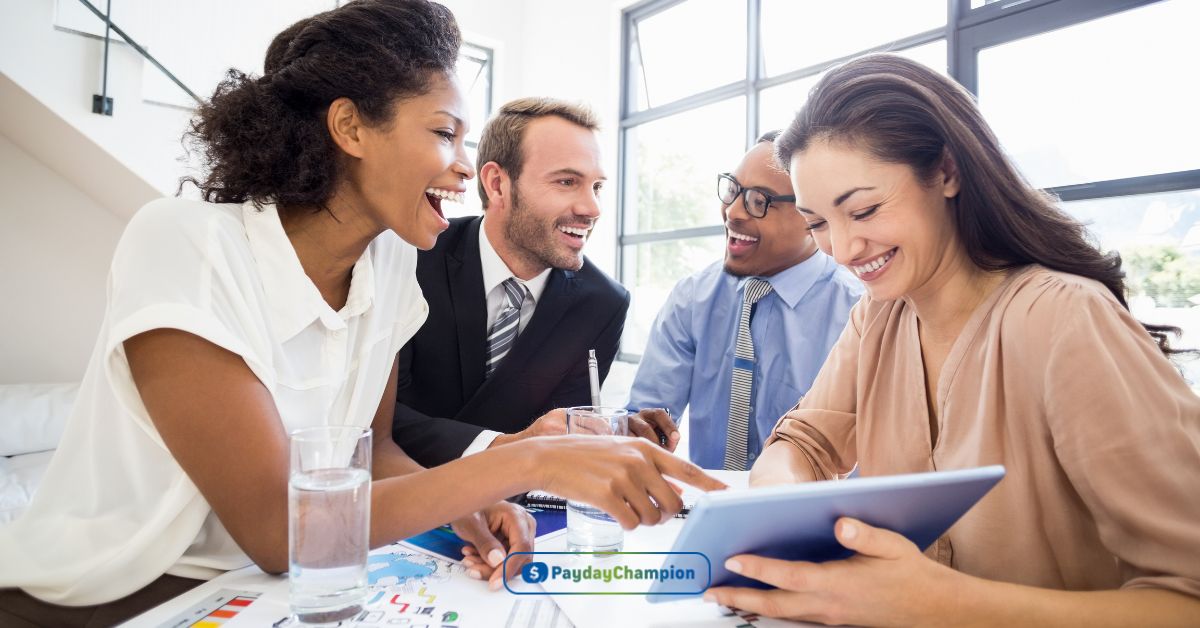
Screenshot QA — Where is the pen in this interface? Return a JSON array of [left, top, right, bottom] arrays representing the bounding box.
[[656, 408, 671, 447], [587, 349, 602, 407], [634, 407, 672, 447]]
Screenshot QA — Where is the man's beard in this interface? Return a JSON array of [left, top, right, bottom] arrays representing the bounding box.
[[503, 183, 585, 272], [723, 259, 751, 277]]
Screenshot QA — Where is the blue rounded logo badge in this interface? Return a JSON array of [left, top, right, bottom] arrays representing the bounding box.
[[521, 561, 549, 584]]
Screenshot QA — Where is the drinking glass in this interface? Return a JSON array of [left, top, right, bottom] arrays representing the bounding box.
[[288, 426, 372, 625], [565, 406, 630, 553]]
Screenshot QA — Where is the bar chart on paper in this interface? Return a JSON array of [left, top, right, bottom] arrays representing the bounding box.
[[138, 542, 577, 628], [157, 589, 261, 627]]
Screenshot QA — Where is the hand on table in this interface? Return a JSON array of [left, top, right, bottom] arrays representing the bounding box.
[[703, 517, 962, 626], [451, 502, 536, 591]]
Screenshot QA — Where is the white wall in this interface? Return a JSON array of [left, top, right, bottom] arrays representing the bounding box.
[[0, 0, 211, 385], [433, 0, 635, 277], [442, 0, 528, 107], [511, 0, 635, 277], [0, 0, 628, 384], [0, 0, 196, 198], [510, 0, 639, 405], [0, 133, 125, 384]]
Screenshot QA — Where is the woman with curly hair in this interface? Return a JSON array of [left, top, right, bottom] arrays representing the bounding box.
[[0, 2, 721, 623], [705, 54, 1200, 626]]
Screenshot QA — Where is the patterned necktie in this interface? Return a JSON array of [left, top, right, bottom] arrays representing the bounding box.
[[485, 278, 527, 377], [724, 278, 774, 471]]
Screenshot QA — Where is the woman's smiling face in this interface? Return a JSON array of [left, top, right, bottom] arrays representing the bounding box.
[[789, 138, 962, 302], [348, 73, 475, 250]]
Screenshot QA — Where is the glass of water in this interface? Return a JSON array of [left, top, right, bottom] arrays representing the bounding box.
[[289, 426, 372, 625], [565, 406, 630, 554]]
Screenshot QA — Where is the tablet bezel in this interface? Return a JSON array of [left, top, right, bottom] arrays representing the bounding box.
[[646, 465, 1005, 603]]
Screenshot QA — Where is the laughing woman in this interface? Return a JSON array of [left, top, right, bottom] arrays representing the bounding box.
[[705, 54, 1200, 626], [0, 1, 720, 624]]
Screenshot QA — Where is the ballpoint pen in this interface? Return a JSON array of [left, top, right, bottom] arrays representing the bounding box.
[[655, 407, 671, 447], [587, 349, 601, 407]]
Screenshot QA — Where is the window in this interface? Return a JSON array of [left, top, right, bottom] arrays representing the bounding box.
[[962, 0, 1200, 385], [619, 0, 1200, 374], [630, 0, 746, 110], [618, 0, 949, 359], [1061, 191, 1200, 384], [758, 0, 946, 78], [975, 1, 1200, 189], [446, 41, 495, 219]]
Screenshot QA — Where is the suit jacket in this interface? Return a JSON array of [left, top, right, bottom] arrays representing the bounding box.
[[392, 216, 631, 466]]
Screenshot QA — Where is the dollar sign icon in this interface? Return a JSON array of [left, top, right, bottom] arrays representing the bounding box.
[[521, 561, 549, 584]]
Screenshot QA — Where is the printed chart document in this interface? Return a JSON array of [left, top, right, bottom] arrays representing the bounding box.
[[125, 470, 815, 627], [124, 538, 567, 628]]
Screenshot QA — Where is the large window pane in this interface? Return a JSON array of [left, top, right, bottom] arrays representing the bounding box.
[[632, 0, 746, 110], [758, 40, 946, 135], [895, 39, 947, 76], [759, 0, 945, 78], [625, 97, 746, 234], [1062, 190, 1200, 385], [457, 44, 492, 145], [758, 75, 822, 138], [978, 0, 1200, 189], [621, 236, 727, 356]]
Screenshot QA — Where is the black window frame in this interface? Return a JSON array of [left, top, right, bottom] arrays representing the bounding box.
[[458, 41, 495, 153], [616, 0, 1200, 361]]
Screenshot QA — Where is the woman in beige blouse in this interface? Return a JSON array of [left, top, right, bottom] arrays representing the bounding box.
[[703, 54, 1200, 626]]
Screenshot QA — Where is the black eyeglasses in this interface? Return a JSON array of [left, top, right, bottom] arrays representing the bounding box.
[[717, 173, 795, 219]]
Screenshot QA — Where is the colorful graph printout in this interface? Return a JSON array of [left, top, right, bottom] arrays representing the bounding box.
[[157, 589, 261, 628]]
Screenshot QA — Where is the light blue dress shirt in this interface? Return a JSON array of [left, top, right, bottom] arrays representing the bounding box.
[[626, 252, 863, 469]]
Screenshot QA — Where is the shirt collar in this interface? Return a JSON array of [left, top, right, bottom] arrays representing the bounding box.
[[478, 217, 552, 303], [737, 250, 835, 309], [244, 203, 376, 341]]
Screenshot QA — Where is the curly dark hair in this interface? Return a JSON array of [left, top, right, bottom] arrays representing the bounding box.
[[180, 0, 461, 209], [776, 53, 1188, 358]]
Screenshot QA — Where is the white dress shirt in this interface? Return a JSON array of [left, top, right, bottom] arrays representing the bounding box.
[[0, 198, 428, 605], [460, 219, 551, 456]]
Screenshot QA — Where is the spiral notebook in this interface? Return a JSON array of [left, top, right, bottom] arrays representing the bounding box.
[[518, 491, 693, 519]]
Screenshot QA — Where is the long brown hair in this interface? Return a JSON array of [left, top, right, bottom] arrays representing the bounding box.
[[776, 53, 1185, 356]]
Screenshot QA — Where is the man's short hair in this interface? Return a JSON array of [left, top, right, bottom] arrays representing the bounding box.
[[476, 97, 600, 208]]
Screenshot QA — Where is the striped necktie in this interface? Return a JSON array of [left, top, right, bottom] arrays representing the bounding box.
[[485, 278, 527, 377], [724, 278, 774, 471]]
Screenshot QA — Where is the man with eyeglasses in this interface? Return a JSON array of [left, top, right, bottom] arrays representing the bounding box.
[[625, 131, 863, 471]]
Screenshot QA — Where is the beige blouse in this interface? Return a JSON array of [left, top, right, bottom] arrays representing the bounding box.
[[766, 265, 1200, 597]]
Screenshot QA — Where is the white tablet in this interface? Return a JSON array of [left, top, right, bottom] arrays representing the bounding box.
[[646, 465, 1005, 602]]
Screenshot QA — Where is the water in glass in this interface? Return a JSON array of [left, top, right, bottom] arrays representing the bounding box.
[[288, 466, 370, 624]]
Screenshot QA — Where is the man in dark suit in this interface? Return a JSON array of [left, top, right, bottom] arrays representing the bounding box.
[[393, 97, 666, 467]]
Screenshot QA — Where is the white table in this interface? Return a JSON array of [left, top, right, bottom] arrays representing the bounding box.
[[125, 470, 815, 627]]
